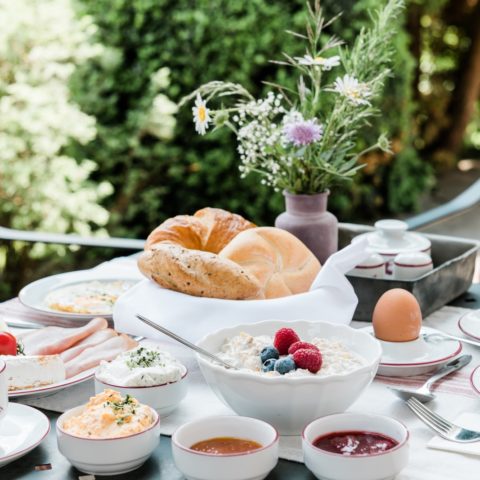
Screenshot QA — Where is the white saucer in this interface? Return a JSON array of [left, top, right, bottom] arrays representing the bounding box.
[[470, 365, 480, 397], [360, 326, 462, 377], [19, 270, 140, 321], [0, 403, 50, 467], [458, 310, 480, 341]]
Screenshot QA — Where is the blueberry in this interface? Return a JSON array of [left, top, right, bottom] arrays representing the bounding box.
[[260, 345, 279, 364], [262, 358, 277, 372], [274, 356, 297, 375]]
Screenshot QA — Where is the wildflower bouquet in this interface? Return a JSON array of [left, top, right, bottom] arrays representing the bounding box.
[[182, 0, 404, 195]]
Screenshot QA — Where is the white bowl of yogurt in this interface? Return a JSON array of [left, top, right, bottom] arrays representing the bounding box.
[[196, 320, 381, 435], [95, 346, 188, 417]]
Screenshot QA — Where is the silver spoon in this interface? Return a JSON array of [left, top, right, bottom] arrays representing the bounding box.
[[135, 313, 239, 370], [389, 354, 472, 403], [423, 332, 480, 348]]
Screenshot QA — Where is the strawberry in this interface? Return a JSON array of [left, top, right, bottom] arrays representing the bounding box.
[[288, 341, 319, 355], [292, 348, 322, 373], [273, 328, 301, 355]]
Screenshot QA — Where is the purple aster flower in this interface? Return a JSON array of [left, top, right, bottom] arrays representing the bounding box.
[[283, 118, 323, 147]]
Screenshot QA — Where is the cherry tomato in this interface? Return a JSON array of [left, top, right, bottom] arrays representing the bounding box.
[[0, 332, 17, 355]]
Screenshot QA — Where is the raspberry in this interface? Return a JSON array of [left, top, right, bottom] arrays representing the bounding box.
[[292, 348, 322, 373], [288, 341, 319, 355], [273, 328, 301, 355]]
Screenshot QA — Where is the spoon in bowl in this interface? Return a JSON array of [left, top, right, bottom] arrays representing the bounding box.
[[135, 313, 239, 370], [389, 354, 472, 403]]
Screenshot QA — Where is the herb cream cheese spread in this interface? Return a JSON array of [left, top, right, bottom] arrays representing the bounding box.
[[95, 346, 185, 387]]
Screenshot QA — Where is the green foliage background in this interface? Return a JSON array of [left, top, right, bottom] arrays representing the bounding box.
[[71, 0, 433, 238]]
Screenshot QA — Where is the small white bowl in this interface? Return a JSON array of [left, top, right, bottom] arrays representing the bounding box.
[[172, 415, 279, 480], [94, 366, 188, 417], [349, 253, 385, 279], [303, 413, 409, 480], [393, 252, 433, 281], [56, 405, 160, 475]]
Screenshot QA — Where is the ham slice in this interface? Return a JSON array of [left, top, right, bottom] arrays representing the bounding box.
[[64, 334, 138, 378], [60, 328, 118, 363], [22, 317, 108, 355]]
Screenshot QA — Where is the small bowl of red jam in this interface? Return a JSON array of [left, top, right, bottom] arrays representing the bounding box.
[[302, 413, 409, 480], [172, 415, 279, 480]]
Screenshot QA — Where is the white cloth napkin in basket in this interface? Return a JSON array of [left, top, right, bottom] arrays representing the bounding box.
[[113, 238, 369, 342]]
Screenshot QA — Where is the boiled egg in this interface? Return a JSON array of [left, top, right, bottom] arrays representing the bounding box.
[[372, 288, 422, 342]]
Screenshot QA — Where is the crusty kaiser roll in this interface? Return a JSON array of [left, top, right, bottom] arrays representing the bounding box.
[[219, 227, 321, 299], [138, 208, 262, 299], [145, 207, 256, 253]]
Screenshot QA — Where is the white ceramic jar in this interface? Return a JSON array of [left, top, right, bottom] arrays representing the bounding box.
[[349, 253, 385, 279], [0, 360, 7, 424], [352, 219, 431, 278], [393, 252, 434, 281]]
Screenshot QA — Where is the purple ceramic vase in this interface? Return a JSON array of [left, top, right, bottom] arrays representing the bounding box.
[[275, 191, 338, 264]]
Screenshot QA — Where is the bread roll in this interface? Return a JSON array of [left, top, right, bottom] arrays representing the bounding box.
[[145, 207, 255, 253], [138, 207, 262, 299], [219, 227, 321, 298], [138, 243, 263, 300]]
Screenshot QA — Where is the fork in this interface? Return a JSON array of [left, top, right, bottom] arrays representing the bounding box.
[[406, 397, 480, 442]]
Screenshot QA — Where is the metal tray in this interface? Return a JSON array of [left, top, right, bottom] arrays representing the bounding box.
[[339, 223, 480, 321]]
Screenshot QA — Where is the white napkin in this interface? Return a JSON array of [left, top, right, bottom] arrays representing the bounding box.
[[113, 238, 369, 342], [427, 412, 480, 455]]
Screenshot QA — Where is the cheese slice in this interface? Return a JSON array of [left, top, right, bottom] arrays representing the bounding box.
[[0, 354, 66, 391]]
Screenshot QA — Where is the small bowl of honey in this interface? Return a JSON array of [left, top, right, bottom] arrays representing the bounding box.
[[172, 415, 279, 480]]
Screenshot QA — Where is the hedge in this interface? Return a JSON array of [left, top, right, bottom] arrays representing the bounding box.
[[71, 0, 432, 238]]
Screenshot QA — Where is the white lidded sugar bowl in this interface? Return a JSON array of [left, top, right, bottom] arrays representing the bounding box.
[[352, 219, 431, 278]]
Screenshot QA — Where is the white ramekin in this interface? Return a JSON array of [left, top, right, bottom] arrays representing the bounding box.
[[95, 365, 188, 417], [172, 415, 279, 480], [302, 412, 409, 480], [56, 404, 160, 475]]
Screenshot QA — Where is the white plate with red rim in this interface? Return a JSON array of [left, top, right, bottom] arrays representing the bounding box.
[[8, 367, 95, 398], [470, 365, 480, 397], [458, 310, 480, 341], [360, 326, 462, 377], [0, 403, 50, 467]]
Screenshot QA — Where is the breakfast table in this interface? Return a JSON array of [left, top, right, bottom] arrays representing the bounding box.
[[2, 258, 480, 480]]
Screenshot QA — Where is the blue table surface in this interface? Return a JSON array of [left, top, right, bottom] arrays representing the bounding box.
[[3, 284, 480, 480]]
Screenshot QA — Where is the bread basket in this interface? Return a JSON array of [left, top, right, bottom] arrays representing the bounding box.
[[113, 239, 369, 342]]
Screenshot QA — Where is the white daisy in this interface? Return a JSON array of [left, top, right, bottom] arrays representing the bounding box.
[[332, 75, 371, 106], [295, 54, 340, 71], [192, 94, 211, 135]]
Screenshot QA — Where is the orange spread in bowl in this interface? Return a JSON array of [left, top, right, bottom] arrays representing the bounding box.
[[190, 437, 262, 454], [62, 389, 155, 439]]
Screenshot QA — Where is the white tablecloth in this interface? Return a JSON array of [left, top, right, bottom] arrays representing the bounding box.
[[13, 256, 480, 480]]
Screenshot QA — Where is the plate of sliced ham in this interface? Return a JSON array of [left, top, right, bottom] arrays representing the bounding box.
[[4, 317, 139, 398]]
